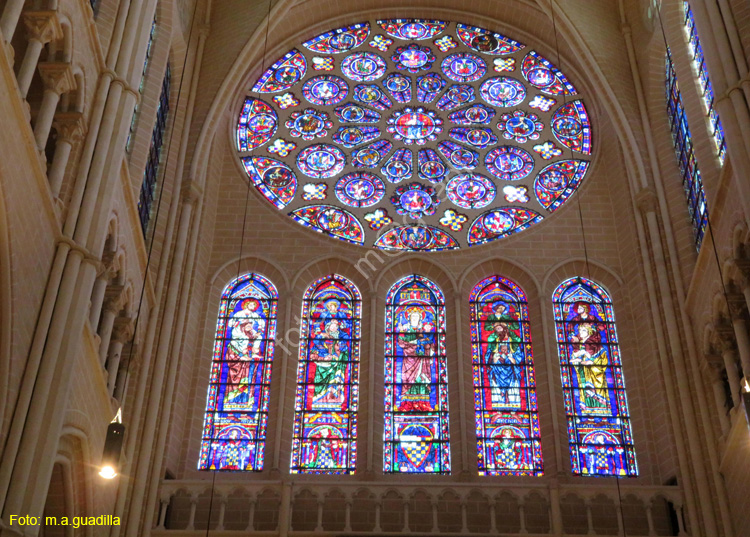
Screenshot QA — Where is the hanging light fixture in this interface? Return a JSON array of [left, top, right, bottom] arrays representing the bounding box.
[[99, 409, 125, 479]]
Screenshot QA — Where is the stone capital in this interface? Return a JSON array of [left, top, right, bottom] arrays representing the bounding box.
[[37, 62, 76, 95], [635, 187, 658, 214], [103, 284, 125, 312], [53, 111, 84, 142], [727, 294, 747, 319], [22, 11, 63, 44], [112, 316, 135, 344]]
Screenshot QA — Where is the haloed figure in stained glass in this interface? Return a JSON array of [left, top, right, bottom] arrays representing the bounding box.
[[291, 276, 361, 474]]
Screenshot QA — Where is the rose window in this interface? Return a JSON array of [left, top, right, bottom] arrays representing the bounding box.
[[236, 19, 593, 251]]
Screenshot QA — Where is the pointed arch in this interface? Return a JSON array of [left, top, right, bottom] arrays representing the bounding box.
[[384, 275, 450, 474], [470, 275, 543, 476], [552, 277, 637, 477], [198, 273, 279, 471], [291, 274, 362, 474]]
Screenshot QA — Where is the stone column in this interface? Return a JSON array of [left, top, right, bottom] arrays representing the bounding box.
[[34, 61, 75, 151], [107, 317, 133, 396], [17, 11, 62, 98], [98, 285, 124, 366], [726, 296, 750, 378], [715, 330, 742, 408], [48, 111, 83, 196], [0, 0, 27, 42]]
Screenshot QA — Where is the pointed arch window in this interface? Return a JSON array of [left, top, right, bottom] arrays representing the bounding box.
[[682, 1, 726, 163], [384, 275, 450, 473], [666, 52, 708, 249], [291, 275, 361, 474], [470, 276, 543, 476], [552, 277, 638, 477], [198, 273, 278, 471]]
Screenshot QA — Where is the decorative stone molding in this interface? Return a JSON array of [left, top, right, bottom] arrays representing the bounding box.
[[52, 111, 84, 143], [37, 61, 76, 96], [21, 11, 62, 45], [635, 187, 658, 214]]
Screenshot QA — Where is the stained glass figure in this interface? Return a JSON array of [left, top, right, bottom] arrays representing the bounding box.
[[683, 1, 725, 162], [383, 73, 412, 103], [480, 77, 526, 107], [552, 277, 638, 477], [417, 148, 448, 183], [449, 127, 497, 149], [335, 172, 386, 207], [468, 208, 544, 245], [387, 108, 442, 145], [341, 51, 387, 82], [437, 141, 479, 170], [442, 53, 487, 82], [242, 156, 297, 209], [390, 182, 440, 219], [311, 56, 335, 71], [334, 103, 381, 123], [285, 108, 333, 140], [456, 23, 525, 55], [332, 126, 381, 148], [297, 144, 346, 178], [521, 51, 577, 95], [375, 226, 459, 251], [352, 140, 393, 168], [392, 44, 436, 73], [303, 23, 370, 54], [384, 275, 451, 473], [534, 160, 589, 211], [290, 275, 362, 474], [446, 173, 496, 209], [498, 110, 544, 144], [289, 205, 365, 245], [416, 73, 447, 103], [302, 75, 349, 106], [439, 209, 468, 231], [448, 104, 496, 126], [352, 84, 393, 110], [470, 276, 543, 476], [237, 98, 277, 151], [666, 53, 708, 248], [485, 146, 535, 181], [198, 273, 278, 471], [377, 19, 448, 40], [381, 148, 413, 183], [365, 208, 393, 230], [436, 84, 475, 111], [252, 49, 307, 93], [551, 100, 591, 154]]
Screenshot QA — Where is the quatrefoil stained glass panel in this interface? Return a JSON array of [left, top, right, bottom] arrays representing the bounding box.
[[237, 20, 593, 251]]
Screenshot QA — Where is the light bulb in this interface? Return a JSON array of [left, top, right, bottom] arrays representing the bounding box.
[[99, 465, 117, 479]]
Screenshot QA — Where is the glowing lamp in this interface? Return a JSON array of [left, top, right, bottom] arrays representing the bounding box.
[[99, 422, 125, 479]]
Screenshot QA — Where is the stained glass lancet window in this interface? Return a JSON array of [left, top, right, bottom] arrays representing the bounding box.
[[666, 52, 708, 249], [198, 273, 278, 471], [384, 275, 450, 473], [470, 276, 543, 476], [552, 277, 637, 477], [683, 1, 726, 163], [291, 275, 362, 474]]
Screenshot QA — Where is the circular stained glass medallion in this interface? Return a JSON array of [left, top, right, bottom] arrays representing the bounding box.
[[341, 52, 387, 81], [302, 75, 349, 106], [296, 144, 346, 178], [446, 174, 496, 209], [480, 77, 526, 107], [485, 146, 534, 181], [387, 108, 443, 144], [335, 172, 386, 207], [441, 53, 486, 82]]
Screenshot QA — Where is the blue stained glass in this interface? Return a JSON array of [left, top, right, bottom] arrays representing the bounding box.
[[387, 108, 442, 145], [198, 273, 279, 471], [448, 104, 496, 125], [381, 148, 413, 184], [252, 49, 307, 93], [445, 173, 496, 209], [335, 172, 386, 207], [436, 84, 475, 111], [334, 103, 381, 123], [485, 146, 535, 181], [551, 100, 592, 154], [375, 226, 458, 251], [242, 156, 297, 209], [237, 98, 277, 151], [534, 160, 589, 211], [480, 77, 526, 107], [392, 43, 436, 72], [289, 205, 364, 245], [437, 141, 479, 169], [441, 53, 487, 82], [468, 207, 544, 245], [384, 275, 451, 473], [377, 19, 447, 40], [352, 140, 393, 168], [390, 182, 440, 219], [552, 277, 638, 477], [417, 148, 448, 183], [332, 126, 381, 148], [297, 144, 346, 178], [291, 275, 362, 474], [302, 75, 349, 106], [383, 73, 412, 103], [303, 23, 370, 54], [341, 51, 387, 82], [470, 276, 543, 476], [416, 73, 447, 103], [456, 23, 525, 55], [521, 51, 577, 95], [666, 52, 708, 249], [449, 127, 497, 149], [352, 84, 393, 110]]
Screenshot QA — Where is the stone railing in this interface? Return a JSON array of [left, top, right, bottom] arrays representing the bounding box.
[[152, 479, 685, 536]]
